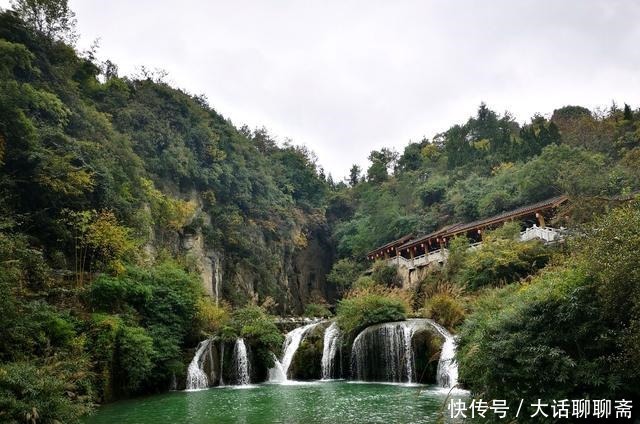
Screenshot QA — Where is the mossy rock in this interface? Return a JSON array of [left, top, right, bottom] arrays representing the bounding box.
[[288, 323, 328, 380], [412, 328, 443, 384]]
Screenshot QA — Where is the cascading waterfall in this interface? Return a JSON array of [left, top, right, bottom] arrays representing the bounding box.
[[351, 321, 415, 383], [269, 321, 321, 382], [350, 319, 459, 387], [208, 341, 216, 383], [186, 339, 212, 390], [267, 352, 287, 382], [402, 324, 416, 383], [426, 319, 459, 389], [232, 338, 251, 385], [213, 255, 222, 307], [219, 343, 225, 386], [321, 322, 341, 380], [184, 319, 458, 390]]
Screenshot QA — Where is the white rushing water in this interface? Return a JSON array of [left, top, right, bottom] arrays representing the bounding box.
[[351, 321, 413, 383], [219, 342, 225, 386], [350, 319, 459, 387], [402, 324, 416, 383], [269, 322, 321, 382], [267, 352, 287, 382], [426, 320, 459, 389], [213, 255, 222, 307], [232, 338, 251, 385], [186, 339, 212, 390], [321, 322, 341, 380]]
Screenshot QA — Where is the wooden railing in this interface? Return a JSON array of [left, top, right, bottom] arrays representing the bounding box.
[[388, 226, 565, 270]]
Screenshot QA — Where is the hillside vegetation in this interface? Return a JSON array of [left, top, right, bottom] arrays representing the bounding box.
[[2, 1, 640, 422]]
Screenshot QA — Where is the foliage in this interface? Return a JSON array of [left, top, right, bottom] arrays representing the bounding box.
[[140, 178, 197, 232], [447, 223, 552, 289], [87, 263, 202, 397], [0, 362, 90, 424], [1, 2, 640, 418], [422, 293, 465, 331], [456, 202, 640, 416], [352, 276, 379, 290], [11, 0, 77, 42], [224, 305, 283, 373], [371, 261, 401, 287], [331, 99, 640, 261], [336, 286, 410, 335], [326, 258, 363, 293], [226, 305, 282, 351], [195, 298, 230, 335], [288, 324, 325, 380], [303, 303, 332, 318]]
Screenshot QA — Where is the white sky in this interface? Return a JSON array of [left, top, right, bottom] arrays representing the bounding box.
[[3, 1, 640, 179]]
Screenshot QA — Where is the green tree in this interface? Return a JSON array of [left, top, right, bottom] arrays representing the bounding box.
[[366, 148, 398, 183], [326, 258, 363, 293], [348, 164, 361, 187], [10, 0, 77, 42]]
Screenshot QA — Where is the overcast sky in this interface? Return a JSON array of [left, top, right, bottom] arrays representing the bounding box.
[[4, 1, 640, 179]]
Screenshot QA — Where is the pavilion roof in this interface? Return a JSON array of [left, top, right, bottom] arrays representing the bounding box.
[[387, 195, 568, 254], [366, 233, 415, 258]]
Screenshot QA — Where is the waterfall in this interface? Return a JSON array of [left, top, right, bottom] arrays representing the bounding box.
[[351, 321, 414, 383], [321, 322, 341, 380], [232, 338, 251, 385], [426, 320, 459, 389], [267, 353, 287, 382], [349, 319, 459, 387], [219, 342, 225, 386], [402, 324, 416, 383], [269, 321, 321, 382], [213, 255, 222, 307], [208, 340, 216, 382], [186, 339, 212, 390]]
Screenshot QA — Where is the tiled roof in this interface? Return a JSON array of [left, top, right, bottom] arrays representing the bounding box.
[[366, 234, 415, 257], [443, 195, 568, 237], [371, 195, 568, 256]]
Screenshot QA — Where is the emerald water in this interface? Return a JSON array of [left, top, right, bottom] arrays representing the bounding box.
[[83, 381, 466, 424]]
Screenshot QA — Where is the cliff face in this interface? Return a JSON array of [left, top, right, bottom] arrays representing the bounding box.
[[157, 197, 335, 314]]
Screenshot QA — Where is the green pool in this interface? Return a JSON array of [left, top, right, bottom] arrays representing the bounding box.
[[83, 381, 467, 424]]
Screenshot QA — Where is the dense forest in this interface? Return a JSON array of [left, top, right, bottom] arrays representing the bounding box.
[[1, 1, 640, 422]]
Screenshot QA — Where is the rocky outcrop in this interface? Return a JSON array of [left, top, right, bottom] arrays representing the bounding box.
[[146, 189, 334, 314]]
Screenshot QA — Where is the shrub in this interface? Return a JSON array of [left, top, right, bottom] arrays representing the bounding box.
[[326, 258, 363, 293], [195, 298, 230, 334], [88, 314, 155, 398], [89, 275, 151, 312], [227, 306, 282, 349], [371, 261, 401, 287], [288, 324, 325, 380], [447, 223, 551, 290], [115, 324, 154, 393], [0, 362, 90, 424], [303, 303, 331, 318], [225, 305, 283, 378], [336, 286, 411, 335], [353, 275, 378, 290], [423, 293, 465, 331]]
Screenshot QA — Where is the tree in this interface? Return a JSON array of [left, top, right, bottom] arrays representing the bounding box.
[[366, 148, 398, 183], [623, 103, 633, 121], [11, 0, 77, 43], [348, 164, 361, 187], [326, 258, 363, 293], [396, 141, 424, 173]]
